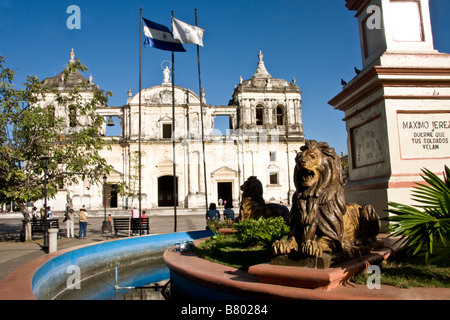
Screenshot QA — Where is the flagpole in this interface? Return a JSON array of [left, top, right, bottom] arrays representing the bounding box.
[[171, 10, 178, 233], [195, 8, 208, 211], [139, 7, 143, 235]]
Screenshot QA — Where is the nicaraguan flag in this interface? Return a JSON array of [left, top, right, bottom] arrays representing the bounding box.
[[172, 17, 204, 47], [142, 17, 186, 52]]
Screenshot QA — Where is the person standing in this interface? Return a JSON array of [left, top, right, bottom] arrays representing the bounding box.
[[131, 206, 139, 218], [46, 206, 53, 220], [78, 206, 88, 239], [66, 208, 75, 238], [131, 206, 139, 235], [46, 206, 53, 230], [141, 210, 148, 234], [31, 206, 39, 221]]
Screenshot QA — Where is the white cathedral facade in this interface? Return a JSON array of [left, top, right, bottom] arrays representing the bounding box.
[[41, 49, 305, 212]]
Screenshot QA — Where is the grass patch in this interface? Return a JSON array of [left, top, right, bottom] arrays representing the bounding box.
[[352, 251, 450, 288], [194, 234, 272, 270]]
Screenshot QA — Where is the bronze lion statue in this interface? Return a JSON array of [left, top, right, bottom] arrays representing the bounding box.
[[272, 140, 380, 258], [238, 176, 289, 223]]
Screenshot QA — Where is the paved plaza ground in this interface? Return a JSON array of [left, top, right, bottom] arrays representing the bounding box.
[[0, 210, 207, 283]]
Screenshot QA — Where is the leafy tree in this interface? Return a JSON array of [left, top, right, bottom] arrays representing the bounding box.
[[386, 166, 450, 263], [0, 55, 112, 241], [126, 151, 145, 208]]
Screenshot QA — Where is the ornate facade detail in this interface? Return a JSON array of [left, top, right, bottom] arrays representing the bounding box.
[[39, 50, 305, 211]]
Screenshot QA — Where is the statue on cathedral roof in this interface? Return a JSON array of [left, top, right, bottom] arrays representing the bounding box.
[[163, 66, 171, 84]]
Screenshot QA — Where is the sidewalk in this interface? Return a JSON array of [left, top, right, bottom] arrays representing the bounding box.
[[0, 214, 208, 283]]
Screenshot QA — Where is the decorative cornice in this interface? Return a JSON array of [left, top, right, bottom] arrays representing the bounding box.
[[329, 66, 450, 111]]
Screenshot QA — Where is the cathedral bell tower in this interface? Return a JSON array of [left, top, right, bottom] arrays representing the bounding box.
[[231, 51, 304, 140]]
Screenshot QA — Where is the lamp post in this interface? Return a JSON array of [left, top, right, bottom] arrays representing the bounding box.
[[40, 156, 49, 248], [102, 174, 108, 235]]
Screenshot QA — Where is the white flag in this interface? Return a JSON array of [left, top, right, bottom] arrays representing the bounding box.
[[172, 17, 204, 47]]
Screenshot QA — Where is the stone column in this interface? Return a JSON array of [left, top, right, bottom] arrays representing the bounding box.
[[189, 150, 198, 194], [198, 151, 205, 194]]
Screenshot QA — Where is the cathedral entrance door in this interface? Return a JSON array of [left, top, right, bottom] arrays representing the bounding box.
[[103, 184, 119, 208], [217, 182, 232, 206], [158, 175, 178, 207]]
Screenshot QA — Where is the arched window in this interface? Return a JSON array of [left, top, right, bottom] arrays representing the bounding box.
[[68, 105, 77, 127], [276, 105, 284, 125], [256, 105, 264, 126]]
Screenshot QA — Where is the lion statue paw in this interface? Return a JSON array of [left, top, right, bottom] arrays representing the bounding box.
[[299, 239, 334, 258], [300, 240, 322, 257], [272, 237, 298, 256]]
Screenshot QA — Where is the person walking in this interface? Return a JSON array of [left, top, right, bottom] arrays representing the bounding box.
[[66, 208, 75, 238], [78, 206, 88, 239]]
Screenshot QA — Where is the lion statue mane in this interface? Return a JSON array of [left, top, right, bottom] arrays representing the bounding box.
[[238, 176, 289, 223], [272, 140, 380, 258]]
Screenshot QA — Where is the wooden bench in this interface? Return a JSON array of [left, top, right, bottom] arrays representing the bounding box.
[[113, 218, 150, 236], [22, 219, 62, 238]]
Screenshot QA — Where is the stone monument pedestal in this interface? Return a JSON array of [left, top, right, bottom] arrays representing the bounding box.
[[329, 0, 450, 220]]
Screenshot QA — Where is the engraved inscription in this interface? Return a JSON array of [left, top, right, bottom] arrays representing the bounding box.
[[397, 112, 450, 159]]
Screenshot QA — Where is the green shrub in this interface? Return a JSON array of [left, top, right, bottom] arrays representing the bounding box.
[[196, 217, 290, 269], [386, 165, 450, 263], [206, 219, 228, 235], [233, 216, 290, 247]]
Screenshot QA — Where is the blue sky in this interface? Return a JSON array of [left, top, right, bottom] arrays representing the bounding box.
[[1, 0, 449, 155]]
